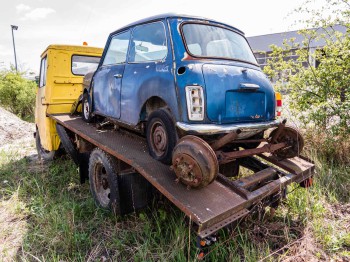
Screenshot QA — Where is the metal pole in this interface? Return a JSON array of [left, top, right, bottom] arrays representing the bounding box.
[[11, 25, 18, 72]]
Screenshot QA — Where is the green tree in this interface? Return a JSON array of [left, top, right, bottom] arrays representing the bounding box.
[[263, 0, 350, 137], [0, 69, 37, 120]]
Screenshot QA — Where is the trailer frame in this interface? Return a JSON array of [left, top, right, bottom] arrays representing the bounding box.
[[50, 113, 315, 239]]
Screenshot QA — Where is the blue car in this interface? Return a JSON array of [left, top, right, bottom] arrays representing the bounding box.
[[81, 14, 283, 170]]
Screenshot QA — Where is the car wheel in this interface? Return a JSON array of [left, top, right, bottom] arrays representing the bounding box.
[[35, 127, 59, 161], [89, 148, 121, 215], [146, 108, 178, 165], [82, 93, 93, 123]]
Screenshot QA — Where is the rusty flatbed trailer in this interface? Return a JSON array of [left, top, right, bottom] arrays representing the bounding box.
[[51, 114, 315, 238]]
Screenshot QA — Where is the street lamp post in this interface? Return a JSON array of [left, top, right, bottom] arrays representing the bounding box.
[[11, 25, 18, 72]]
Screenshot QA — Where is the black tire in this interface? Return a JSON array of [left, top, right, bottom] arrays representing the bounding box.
[[82, 93, 93, 123], [56, 123, 80, 165], [88, 148, 121, 215], [146, 108, 178, 165], [35, 128, 59, 161]]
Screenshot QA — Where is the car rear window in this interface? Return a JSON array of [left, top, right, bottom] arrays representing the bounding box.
[[182, 23, 257, 64]]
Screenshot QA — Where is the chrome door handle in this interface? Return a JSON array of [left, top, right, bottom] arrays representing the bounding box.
[[114, 74, 123, 78]]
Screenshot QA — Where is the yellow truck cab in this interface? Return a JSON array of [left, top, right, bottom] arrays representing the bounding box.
[[35, 44, 103, 160]]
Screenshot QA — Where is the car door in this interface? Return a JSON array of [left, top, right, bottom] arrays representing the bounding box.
[[120, 21, 175, 125], [92, 30, 130, 119]]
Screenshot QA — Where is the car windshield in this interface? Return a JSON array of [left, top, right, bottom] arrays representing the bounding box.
[[182, 23, 257, 64]]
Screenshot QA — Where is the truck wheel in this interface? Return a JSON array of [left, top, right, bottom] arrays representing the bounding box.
[[146, 108, 178, 165], [56, 124, 79, 165], [82, 93, 93, 123], [89, 148, 121, 215], [35, 128, 59, 161]]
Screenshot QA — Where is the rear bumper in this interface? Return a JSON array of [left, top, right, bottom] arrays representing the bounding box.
[[176, 119, 281, 138]]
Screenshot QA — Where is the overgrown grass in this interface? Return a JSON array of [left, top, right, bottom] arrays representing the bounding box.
[[0, 140, 349, 261]]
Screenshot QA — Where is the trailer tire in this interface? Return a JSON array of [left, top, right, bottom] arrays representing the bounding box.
[[35, 127, 60, 161], [56, 124, 79, 165], [146, 108, 177, 165], [82, 93, 93, 123], [89, 148, 121, 215]]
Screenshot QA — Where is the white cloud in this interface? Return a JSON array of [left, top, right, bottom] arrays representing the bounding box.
[[16, 4, 31, 14], [21, 8, 55, 21]]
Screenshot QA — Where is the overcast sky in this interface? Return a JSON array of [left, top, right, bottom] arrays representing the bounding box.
[[1, 0, 322, 73]]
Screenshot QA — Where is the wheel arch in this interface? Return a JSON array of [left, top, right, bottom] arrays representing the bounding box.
[[139, 96, 171, 122]]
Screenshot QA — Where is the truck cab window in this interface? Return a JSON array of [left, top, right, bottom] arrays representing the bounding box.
[[39, 56, 47, 88], [72, 55, 100, 75]]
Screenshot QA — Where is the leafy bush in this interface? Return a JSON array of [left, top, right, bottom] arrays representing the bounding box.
[[0, 69, 37, 120], [263, 0, 350, 163]]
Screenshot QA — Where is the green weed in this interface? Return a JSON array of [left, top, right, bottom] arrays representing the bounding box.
[[0, 139, 349, 261]]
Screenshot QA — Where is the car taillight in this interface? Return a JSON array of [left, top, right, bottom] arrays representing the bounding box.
[[185, 86, 204, 121], [275, 92, 282, 117]]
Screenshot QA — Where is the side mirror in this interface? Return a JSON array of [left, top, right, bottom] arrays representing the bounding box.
[[35, 76, 40, 86]]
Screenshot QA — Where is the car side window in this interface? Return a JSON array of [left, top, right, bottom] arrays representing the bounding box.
[[129, 21, 167, 63], [102, 31, 130, 66], [39, 56, 47, 88]]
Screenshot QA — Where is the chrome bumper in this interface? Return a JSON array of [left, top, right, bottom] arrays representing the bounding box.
[[176, 119, 281, 139]]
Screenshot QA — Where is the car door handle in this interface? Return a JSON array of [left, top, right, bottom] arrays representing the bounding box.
[[114, 74, 123, 78]]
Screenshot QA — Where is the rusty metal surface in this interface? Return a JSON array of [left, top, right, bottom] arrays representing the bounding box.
[[259, 153, 315, 176], [51, 114, 315, 238], [197, 208, 249, 238], [233, 167, 277, 189], [172, 135, 218, 188], [269, 126, 305, 159], [210, 130, 240, 150], [217, 142, 287, 164], [52, 114, 247, 236]]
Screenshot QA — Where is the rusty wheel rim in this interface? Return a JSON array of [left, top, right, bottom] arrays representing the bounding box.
[[83, 99, 90, 120], [150, 121, 167, 157], [173, 154, 203, 186], [93, 162, 110, 207]]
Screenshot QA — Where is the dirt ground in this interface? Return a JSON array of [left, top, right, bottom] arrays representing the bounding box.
[[0, 106, 35, 148]]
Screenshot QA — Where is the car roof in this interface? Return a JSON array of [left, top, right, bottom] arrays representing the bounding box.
[[110, 13, 244, 35]]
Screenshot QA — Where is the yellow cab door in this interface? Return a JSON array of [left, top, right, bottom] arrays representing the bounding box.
[[35, 54, 53, 151]]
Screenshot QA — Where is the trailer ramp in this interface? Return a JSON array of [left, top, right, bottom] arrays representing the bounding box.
[[51, 114, 315, 238]]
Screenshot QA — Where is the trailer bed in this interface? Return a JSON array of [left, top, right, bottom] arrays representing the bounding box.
[[51, 114, 315, 238]]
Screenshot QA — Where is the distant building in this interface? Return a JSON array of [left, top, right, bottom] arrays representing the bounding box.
[[247, 25, 347, 70]]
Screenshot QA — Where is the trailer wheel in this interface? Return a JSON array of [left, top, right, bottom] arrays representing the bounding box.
[[146, 108, 177, 165], [56, 124, 79, 165], [89, 148, 121, 215], [82, 93, 93, 123], [35, 127, 60, 161]]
